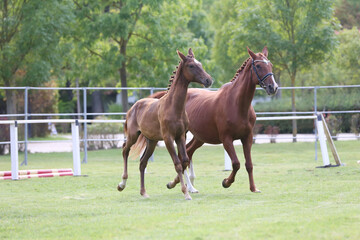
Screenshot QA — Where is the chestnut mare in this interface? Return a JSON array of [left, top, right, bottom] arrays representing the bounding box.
[[152, 47, 278, 193], [117, 48, 212, 200]]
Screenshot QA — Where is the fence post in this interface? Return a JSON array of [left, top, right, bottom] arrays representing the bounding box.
[[82, 88, 88, 163], [316, 114, 330, 166], [10, 122, 19, 180], [71, 120, 81, 176]]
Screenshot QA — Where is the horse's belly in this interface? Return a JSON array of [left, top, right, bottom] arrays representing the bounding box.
[[188, 122, 222, 144]]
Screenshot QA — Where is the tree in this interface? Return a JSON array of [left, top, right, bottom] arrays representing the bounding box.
[[211, 0, 338, 141], [0, 0, 74, 116], [72, 0, 207, 111]]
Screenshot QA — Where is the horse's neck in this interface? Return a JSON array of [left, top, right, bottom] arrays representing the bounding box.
[[165, 72, 189, 115], [229, 67, 256, 114]]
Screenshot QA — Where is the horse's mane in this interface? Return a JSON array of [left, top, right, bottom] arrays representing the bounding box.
[[230, 57, 251, 82], [231, 53, 268, 83]]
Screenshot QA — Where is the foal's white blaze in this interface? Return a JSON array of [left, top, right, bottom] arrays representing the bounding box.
[[194, 58, 202, 66]]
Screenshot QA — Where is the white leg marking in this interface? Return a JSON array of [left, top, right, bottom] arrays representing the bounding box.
[[184, 170, 198, 193], [119, 179, 127, 189]]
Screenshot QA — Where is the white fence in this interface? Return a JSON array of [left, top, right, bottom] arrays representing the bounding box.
[[0, 119, 124, 180]]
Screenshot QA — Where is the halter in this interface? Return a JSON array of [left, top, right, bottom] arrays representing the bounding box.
[[252, 59, 274, 88]]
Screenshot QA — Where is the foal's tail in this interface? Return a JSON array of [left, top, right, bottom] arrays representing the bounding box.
[[129, 134, 147, 160]]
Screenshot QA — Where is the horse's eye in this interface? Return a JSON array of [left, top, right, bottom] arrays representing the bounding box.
[[256, 65, 261, 69], [189, 65, 194, 68]]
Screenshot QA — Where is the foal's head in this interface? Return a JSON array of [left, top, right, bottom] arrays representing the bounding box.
[[247, 47, 278, 95], [177, 48, 212, 88]]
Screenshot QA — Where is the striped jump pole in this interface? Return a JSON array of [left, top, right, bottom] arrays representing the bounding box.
[[0, 169, 73, 180]]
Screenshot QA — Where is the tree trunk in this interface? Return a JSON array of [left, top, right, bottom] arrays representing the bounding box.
[[5, 89, 17, 120], [91, 91, 103, 117], [291, 74, 297, 143], [119, 42, 129, 112]]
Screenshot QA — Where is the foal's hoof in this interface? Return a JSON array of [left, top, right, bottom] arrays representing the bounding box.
[[222, 179, 231, 188], [166, 182, 174, 189], [185, 194, 192, 200], [117, 184, 125, 192], [252, 188, 261, 193]]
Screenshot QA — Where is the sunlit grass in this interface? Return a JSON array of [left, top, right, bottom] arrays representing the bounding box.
[[0, 141, 360, 239]]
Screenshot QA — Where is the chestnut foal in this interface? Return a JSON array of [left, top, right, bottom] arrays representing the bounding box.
[[117, 49, 212, 200]]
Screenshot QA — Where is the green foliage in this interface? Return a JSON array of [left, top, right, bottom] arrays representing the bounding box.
[[107, 102, 123, 120], [0, 0, 74, 86], [335, 0, 360, 29]]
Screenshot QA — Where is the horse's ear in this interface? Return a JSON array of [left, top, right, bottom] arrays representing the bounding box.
[[188, 48, 195, 58], [177, 50, 187, 61], [262, 46, 268, 57], [247, 47, 257, 60]]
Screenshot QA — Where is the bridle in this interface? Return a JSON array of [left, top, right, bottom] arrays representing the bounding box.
[[252, 59, 274, 88]]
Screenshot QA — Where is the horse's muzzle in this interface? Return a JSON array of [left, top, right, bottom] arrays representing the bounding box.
[[203, 78, 213, 88]]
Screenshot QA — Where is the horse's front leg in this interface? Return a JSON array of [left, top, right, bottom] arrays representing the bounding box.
[[222, 137, 240, 188], [241, 134, 261, 193], [176, 136, 198, 193], [163, 136, 191, 200]]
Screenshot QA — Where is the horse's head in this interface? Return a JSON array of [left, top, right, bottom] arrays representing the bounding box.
[[247, 47, 278, 95], [177, 48, 213, 88]]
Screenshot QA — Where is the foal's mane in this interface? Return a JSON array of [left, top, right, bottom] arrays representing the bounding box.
[[166, 55, 191, 92]]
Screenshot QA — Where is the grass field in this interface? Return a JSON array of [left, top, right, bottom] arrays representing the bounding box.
[[1, 141, 360, 240]]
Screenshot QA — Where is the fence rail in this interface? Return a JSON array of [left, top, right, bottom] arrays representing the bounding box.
[[1, 85, 359, 164]]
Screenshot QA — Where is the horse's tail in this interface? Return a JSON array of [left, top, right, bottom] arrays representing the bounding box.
[[149, 91, 167, 99], [129, 134, 147, 160]]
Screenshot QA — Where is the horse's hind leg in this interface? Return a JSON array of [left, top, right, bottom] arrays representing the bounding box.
[[167, 137, 203, 191], [186, 138, 204, 187], [222, 138, 240, 188], [241, 134, 261, 193], [139, 139, 157, 198], [178, 135, 199, 193], [117, 130, 139, 192]]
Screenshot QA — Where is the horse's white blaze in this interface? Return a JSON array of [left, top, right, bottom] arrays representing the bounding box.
[[271, 75, 278, 87]]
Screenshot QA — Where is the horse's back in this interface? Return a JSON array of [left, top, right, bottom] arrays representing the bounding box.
[[127, 98, 162, 140]]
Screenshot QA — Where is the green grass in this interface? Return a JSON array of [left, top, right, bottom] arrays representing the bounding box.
[[1, 141, 360, 240]]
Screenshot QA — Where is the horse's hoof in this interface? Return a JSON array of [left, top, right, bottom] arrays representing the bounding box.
[[166, 182, 174, 189], [117, 184, 125, 192], [185, 194, 192, 200], [222, 179, 231, 188], [187, 187, 199, 193], [252, 188, 261, 193], [141, 193, 150, 198]]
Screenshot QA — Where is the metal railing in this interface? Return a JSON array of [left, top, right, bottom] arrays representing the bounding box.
[[0, 85, 359, 164]]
